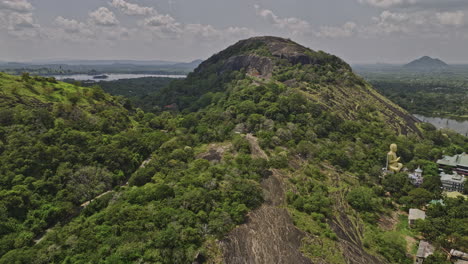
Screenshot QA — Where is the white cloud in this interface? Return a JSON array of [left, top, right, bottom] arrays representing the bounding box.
[[357, 0, 468, 10], [436, 11, 464, 26], [317, 22, 357, 38], [141, 14, 181, 36], [0, 0, 33, 13], [139, 11, 255, 41], [357, 0, 419, 8], [54, 16, 93, 36], [358, 9, 466, 37], [109, 0, 154, 16], [254, 5, 311, 35], [254, 5, 358, 39], [0, 0, 40, 38], [89, 7, 119, 26]]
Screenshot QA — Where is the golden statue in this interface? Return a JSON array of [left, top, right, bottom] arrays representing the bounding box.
[[387, 143, 403, 173]]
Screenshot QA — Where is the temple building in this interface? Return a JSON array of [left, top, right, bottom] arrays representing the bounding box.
[[440, 172, 466, 192], [409, 167, 423, 186], [437, 152, 468, 176]]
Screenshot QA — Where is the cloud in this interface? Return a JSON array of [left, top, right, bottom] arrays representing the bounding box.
[[359, 9, 466, 37], [0, 0, 33, 13], [54, 16, 93, 36], [0, 0, 40, 38], [89, 7, 119, 26], [358, 0, 406, 8], [109, 0, 155, 16], [436, 11, 464, 26], [137, 8, 255, 41], [8, 12, 37, 29], [254, 5, 311, 35], [141, 14, 181, 36], [317, 22, 357, 38], [254, 5, 358, 39], [358, 0, 468, 10], [183, 24, 253, 41]]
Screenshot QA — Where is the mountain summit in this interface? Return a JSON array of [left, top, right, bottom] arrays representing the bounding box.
[[405, 56, 448, 69], [195, 36, 351, 78]]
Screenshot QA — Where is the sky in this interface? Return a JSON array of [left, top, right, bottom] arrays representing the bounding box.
[[1, 0, 468, 64]]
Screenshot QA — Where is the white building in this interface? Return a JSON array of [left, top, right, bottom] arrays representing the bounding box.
[[409, 166, 423, 186], [440, 172, 466, 192], [408, 209, 426, 227]]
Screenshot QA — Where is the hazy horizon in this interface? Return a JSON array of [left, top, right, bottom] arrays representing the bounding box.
[[2, 0, 468, 64], [3, 55, 468, 66]]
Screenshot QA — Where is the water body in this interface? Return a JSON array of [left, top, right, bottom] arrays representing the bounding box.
[[53, 73, 186, 81], [414, 114, 468, 136]]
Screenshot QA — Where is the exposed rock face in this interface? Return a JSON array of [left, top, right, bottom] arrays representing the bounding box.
[[221, 55, 274, 78], [219, 135, 312, 264]]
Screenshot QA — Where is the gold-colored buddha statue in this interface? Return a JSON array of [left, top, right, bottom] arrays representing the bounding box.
[[387, 143, 403, 173]]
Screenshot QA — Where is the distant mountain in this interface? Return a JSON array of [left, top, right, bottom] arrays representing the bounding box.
[[405, 56, 448, 69]]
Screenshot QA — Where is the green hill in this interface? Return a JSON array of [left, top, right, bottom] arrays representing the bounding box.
[[0, 72, 168, 260], [155, 36, 420, 135], [0, 37, 467, 264]]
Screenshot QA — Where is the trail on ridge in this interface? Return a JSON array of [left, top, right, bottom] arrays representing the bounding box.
[[219, 134, 313, 264]]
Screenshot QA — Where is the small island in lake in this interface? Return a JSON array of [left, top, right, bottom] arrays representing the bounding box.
[[93, 74, 109, 79]]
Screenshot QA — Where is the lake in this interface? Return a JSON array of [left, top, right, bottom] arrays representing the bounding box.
[[53, 73, 186, 81], [414, 114, 468, 136]]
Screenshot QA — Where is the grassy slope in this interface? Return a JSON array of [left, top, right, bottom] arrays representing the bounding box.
[[0, 72, 116, 108]]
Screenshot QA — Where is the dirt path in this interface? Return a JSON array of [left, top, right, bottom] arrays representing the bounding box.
[[405, 236, 417, 253], [219, 134, 312, 264]]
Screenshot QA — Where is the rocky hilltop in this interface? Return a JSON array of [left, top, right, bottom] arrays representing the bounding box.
[[158, 36, 420, 135]]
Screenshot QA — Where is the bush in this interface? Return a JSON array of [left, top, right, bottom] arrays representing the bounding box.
[[346, 186, 382, 212]]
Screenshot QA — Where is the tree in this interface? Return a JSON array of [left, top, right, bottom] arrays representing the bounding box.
[[346, 186, 382, 212], [407, 188, 433, 207], [65, 166, 113, 204], [383, 172, 412, 198]]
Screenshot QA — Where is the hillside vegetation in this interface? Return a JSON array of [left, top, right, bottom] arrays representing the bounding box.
[[1, 37, 467, 264]]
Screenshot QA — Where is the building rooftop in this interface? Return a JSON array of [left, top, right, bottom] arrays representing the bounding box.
[[409, 209, 426, 220], [440, 172, 466, 183], [437, 152, 468, 167], [416, 240, 435, 259], [450, 249, 468, 261]]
